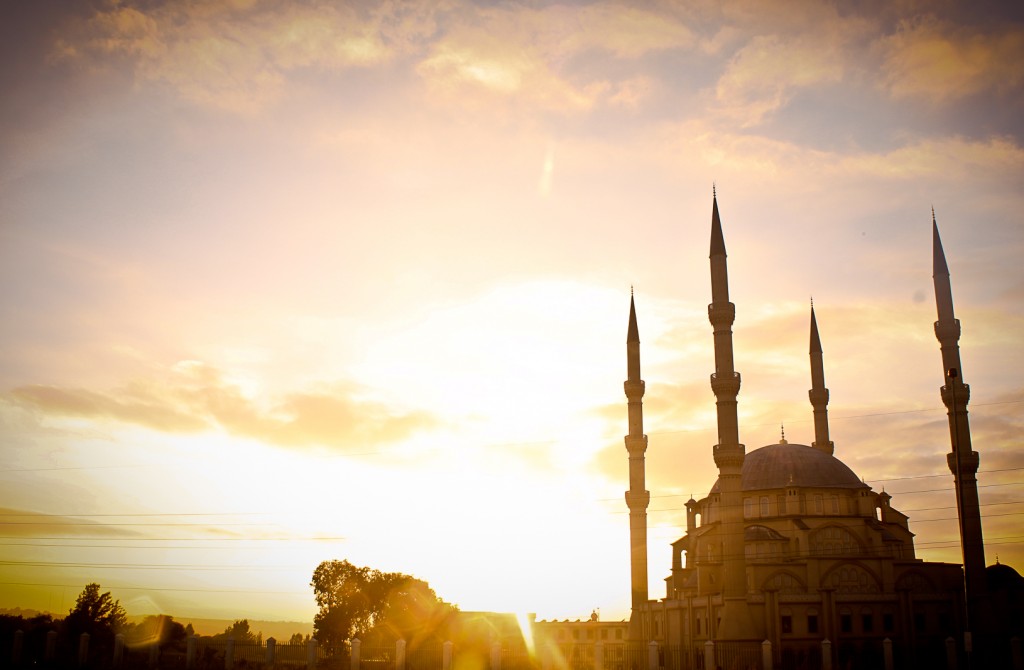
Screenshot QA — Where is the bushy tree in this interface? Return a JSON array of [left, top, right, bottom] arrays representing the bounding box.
[[64, 583, 127, 642], [311, 560, 455, 647], [212, 619, 259, 643]]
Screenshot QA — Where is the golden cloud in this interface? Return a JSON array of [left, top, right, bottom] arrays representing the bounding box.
[[6, 363, 436, 452], [51, 2, 404, 113], [878, 15, 1024, 103]]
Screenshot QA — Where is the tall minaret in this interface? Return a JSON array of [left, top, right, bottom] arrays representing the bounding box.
[[808, 304, 835, 455], [707, 191, 758, 640], [932, 214, 988, 632], [624, 291, 650, 639]]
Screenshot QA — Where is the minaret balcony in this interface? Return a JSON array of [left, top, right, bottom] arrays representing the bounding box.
[[707, 302, 736, 327], [624, 380, 646, 398], [934, 318, 961, 342], [710, 371, 741, 395], [625, 489, 651, 509], [808, 388, 829, 404], [940, 382, 971, 407], [947, 450, 980, 475]]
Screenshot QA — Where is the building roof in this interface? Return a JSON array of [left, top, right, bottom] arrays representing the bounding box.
[[711, 442, 869, 493]]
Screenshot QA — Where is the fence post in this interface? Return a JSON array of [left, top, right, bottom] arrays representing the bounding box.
[[882, 638, 893, 670], [821, 639, 832, 670], [351, 638, 362, 670], [186, 634, 197, 670], [490, 641, 501, 670], [396, 638, 407, 670], [703, 640, 714, 670], [594, 641, 604, 670], [945, 636, 957, 670], [113, 633, 125, 668], [647, 640, 658, 670], [307, 638, 318, 670], [78, 633, 90, 668], [226, 636, 235, 670], [11, 629, 23, 666], [1011, 636, 1022, 670], [267, 637, 277, 667], [443, 640, 453, 670], [762, 639, 773, 670], [45, 630, 57, 663]]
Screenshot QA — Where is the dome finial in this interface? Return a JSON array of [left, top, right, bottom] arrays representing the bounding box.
[[779, 424, 787, 444]]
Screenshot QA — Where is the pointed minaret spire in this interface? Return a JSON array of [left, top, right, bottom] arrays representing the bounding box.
[[623, 291, 649, 639], [808, 303, 834, 455], [932, 213, 989, 632], [705, 190, 757, 640]]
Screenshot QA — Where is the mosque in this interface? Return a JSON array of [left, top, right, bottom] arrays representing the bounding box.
[[621, 194, 1002, 668]]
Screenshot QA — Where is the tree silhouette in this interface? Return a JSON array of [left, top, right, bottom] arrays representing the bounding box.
[[311, 560, 455, 647], [64, 583, 127, 653]]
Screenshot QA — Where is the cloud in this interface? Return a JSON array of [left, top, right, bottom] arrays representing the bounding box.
[[0, 507, 141, 538], [50, 1, 413, 113], [415, 3, 693, 114], [878, 15, 1024, 103], [6, 362, 436, 452], [713, 34, 846, 128]]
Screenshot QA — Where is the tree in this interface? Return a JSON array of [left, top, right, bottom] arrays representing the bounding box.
[[65, 584, 127, 638], [311, 560, 374, 646], [311, 560, 455, 647], [212, 619, 259, 643]]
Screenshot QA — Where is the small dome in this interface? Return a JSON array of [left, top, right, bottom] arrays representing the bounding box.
[[711, 443, 868, 492]]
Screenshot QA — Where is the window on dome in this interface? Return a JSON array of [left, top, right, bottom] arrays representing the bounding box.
[[814, 494, 823, 514], [807, 614, 819, 634], [760, 496, 770, 517], [831, 495, 839, 513], [780, 615, 792, 634]]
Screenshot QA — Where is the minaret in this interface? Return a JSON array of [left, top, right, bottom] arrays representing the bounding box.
[[932, 214, 989, 632], [624, 291, 650, 639], [808, 304, 835, 455], [707, 191, 758, 640]]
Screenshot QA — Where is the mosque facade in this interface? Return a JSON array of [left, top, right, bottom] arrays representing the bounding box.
[[623, 196, 986, 668]]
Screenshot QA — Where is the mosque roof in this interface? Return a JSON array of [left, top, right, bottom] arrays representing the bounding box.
[[711, 442, 869, 493]]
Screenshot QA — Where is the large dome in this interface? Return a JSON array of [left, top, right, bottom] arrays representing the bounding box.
[[711, 442, 868, 492]]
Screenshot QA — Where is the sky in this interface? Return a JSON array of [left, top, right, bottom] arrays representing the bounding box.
[[1, 0, 1023, 626]]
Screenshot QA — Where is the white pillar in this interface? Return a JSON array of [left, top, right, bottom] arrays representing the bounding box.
[[351, 638, 362, 670], [442, 641, 453, 670], [647, 640, 658, 670], [761, 639, 772, 670], [540, 642, 553, 670], [78, 633, 90, 668], [821, 639, 832, 670], [266, 637, 277, 667], [307, 638, 319, 670], [594, 641, 604, 670], [490, 641, 501, 670], [11, 630, 23, 666], [946, 637, 957, 670], [113, 633, 125, 668], [45, 630, 57, 663], [225, 636, 235, 670], [396, 639, 407, 670], [882, 637, 893, 670], [186, 634, 197, 669], [703, 640, 714, 670]]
